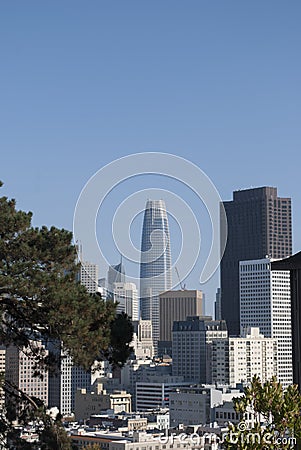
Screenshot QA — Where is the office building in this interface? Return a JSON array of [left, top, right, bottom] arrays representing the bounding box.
[[136, 378, 191, 411], [131, 320, 154, 359], [240, 258, 292, 386], [212, 327, 277, 386], [5, 340, 49, 405], [172, 316, 228, 384], [221, 187, 292, 335], [159, 289, 203, 356], [271, 252, 301, 389], [113, 282, 139, 320], [47, 343, 91, 416], [140, 200, 172, 349], [80, 261, 99, 294], [215, 288, 222, 320], [75, 381, 131, 421], [107, 262, 126, 294]]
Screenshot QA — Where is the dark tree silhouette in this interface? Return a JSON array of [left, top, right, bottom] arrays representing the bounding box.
[[0, 182, 133, 448]]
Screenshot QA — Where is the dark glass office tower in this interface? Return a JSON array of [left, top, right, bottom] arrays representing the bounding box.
[[221, 187, 292, 336], [140, 200, 172, 348]]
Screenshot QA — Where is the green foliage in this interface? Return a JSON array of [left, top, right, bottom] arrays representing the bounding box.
[[224, 376, 301, 449], [0, 184, 134, 448]]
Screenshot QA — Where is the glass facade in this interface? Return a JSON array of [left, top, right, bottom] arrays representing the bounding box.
[[140, 200, 172, 348]]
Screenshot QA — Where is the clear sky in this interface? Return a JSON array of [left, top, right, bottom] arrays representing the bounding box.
[[1, 1, 300, 314]]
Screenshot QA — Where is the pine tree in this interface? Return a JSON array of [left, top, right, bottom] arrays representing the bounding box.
[[0, 182, 133, 448], [223, 376, 301, 449]]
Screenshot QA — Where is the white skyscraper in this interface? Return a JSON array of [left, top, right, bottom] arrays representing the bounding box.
[[80, 261, 99, 294], [240, 258, 292, 386], [113, 282, 139, 321]]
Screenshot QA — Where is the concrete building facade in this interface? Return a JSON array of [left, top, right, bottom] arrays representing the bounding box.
[[159, 289, 203, 355], [212, 327, 277, 386], [240, 258, 292, 386], [5, 341, 49, 405], [271, 252, 301, 390], [80, 261, 99, 294], [172, 317, 227, 384], [75, 383, 132, 421], [113, 282, 139, 321], [131, 320, 154, 359]]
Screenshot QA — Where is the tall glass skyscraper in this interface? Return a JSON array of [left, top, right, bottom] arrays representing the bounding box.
[[140, 200, 172, 348]]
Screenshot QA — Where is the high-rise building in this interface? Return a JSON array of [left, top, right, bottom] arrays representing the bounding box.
[[140, 200, 172, 349], [5, 340, 49, 405], [212, 327, 278, 386], [80, 261, 99, 294], [215, 288, 222, 320], [131, 320, 154, 359], [48, 345, 91, 416], [240, 258, 292, 386], [113, 282, 139, 320], [158, 290, 203, 356], [271, 252, 301, 390], [107, 261, 125, 294], [221, 187, 292, 336], [172, 316, 228, 384]]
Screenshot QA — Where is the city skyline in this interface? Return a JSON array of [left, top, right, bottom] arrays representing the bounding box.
[[1, 1, 300, 316], [1, 2, 300, 444]]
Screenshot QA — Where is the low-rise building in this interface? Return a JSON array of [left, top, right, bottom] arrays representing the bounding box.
[[169, 385, 244, 427], [69, 430, 219, 449], [75, 381, 131, 421], [136, 377, 191, 411]]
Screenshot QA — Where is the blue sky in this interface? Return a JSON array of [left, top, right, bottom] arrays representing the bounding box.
[[1, 1, 300, 314]]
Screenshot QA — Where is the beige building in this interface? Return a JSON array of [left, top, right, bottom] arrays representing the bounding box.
[[75, 381, 131, 421], [5, 340, 49, 404], [132, 320, 154, 359], [159, 290, 203, 354], [70, 430, 219, 450]]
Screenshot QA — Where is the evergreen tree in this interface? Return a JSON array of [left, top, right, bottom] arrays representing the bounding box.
[[224, 376, 301, 449], [0, 182, 133, 448]]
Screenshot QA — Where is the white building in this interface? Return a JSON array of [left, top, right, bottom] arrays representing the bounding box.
[[113, 282, 139, 320], [212, 327, 277, 386], [47, 344, 91, 416], [80, 261, 99, 294], [136, 378, 191, 411], [70, 430, 219, 449], [60, 352, 91, 416], [240, 258, 292, 386]]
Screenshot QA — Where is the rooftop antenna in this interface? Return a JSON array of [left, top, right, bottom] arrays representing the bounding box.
[[175, 267, 186, 290]]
